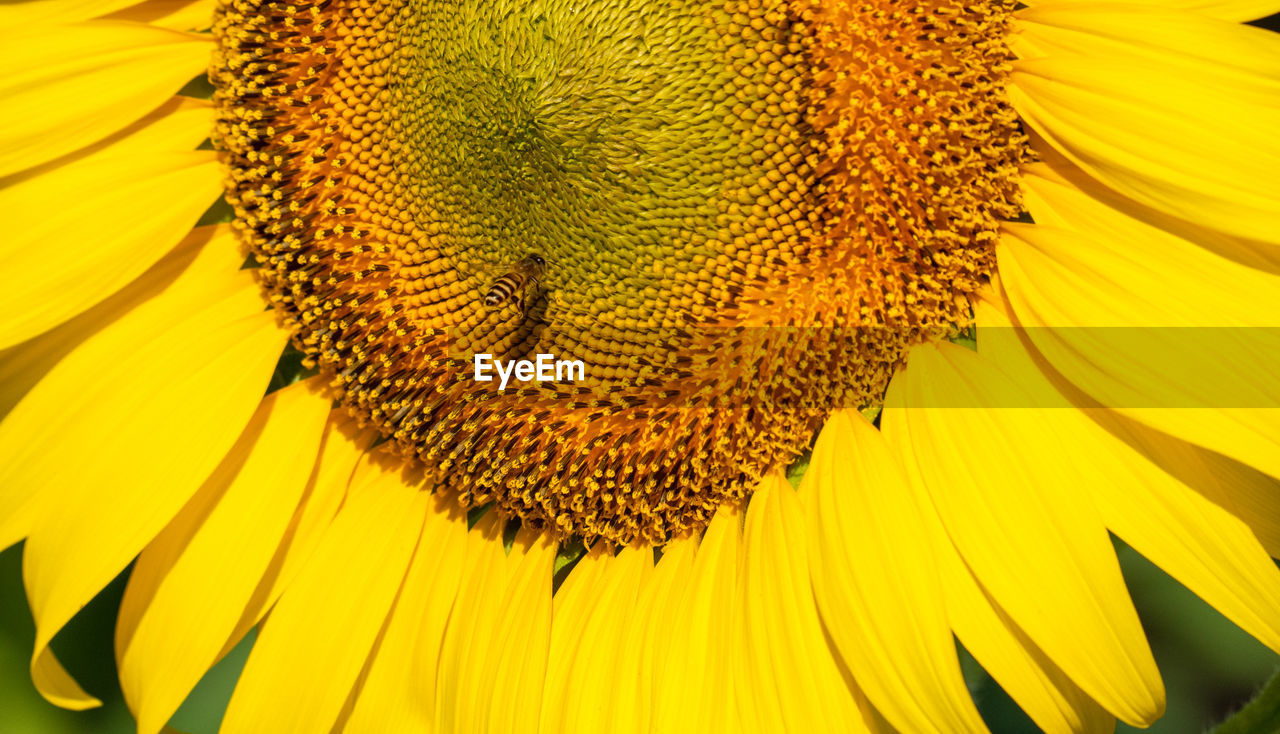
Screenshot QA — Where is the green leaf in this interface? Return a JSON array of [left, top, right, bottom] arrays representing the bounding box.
[[785, 453, 810, 489], [1211, 669, 1280, 734]]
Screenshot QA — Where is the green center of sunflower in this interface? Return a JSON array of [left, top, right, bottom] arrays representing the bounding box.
[[212, 0, 1028, 544]]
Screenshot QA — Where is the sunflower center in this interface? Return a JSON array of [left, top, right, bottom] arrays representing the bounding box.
[[213, 0, 1027, 544]]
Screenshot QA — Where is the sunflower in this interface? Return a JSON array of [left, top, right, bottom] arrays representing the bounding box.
[[3, 0, 1280, 731]]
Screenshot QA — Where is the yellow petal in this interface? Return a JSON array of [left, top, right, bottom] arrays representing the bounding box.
[[998, 174, 1280, 480], [1194, 0, 1280, 19], [562, 546, 651, 734], [1008, 12, 1280, 245], [739, 471, 871, 732], [621, 533, 698, 734], [0, 21, 211, 178], [939, 537, 1116, 734], [540, 544, 650, 734], [114, 380, 332, 734], [807, 410, 988, 734], [435, 515, 555, 734], [884, 343, 1164, 726], [0, 0, 143, 26], [1103, 415, 1280, 559], [975, 296, 1280, 655], [1083, 422, 1280, 654], [30, 652, 98, 711], [101, 0, 216, 30], [1020, 150, 1279, 274], [475, 527, 555, 734], [0, 225, 264, 549], [0, 224, 213, 425], [435, 512, 507, 734], [539, 545, 609, 734], [344, 491, 467, 733], [228, 421, 374, 629], [931, 298, 1119, 734], [979, 288, 1280, 557], [1013, 167, 1280, 328], [1016, 3, 1280, 57], [201, 419, 373, 696], [650, 506, 742, 734], [0, 223, 283, 708], [1021, 0, 1280, 23], [218, 461, 430, 734], [0, 97, 219, 348]]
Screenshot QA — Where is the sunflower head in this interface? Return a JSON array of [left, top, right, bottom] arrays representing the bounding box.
[[6, 0, 1280, 732], [210, 0, 1027, 544]]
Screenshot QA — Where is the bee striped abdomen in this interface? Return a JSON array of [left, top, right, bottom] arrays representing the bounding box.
[[483, 254, 546, 313], [484, 276, 521, 308]]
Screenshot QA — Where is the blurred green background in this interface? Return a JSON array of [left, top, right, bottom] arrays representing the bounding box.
[[1, 539, 1276, 733]]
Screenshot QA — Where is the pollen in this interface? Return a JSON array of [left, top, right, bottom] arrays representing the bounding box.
[[212, 0, 1027, 544]]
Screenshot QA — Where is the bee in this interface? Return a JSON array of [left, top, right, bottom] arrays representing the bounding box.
[[484, 253, 546, 315]]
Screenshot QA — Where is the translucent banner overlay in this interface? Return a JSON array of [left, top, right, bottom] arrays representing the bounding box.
[[444, 326, 1280, 409]]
